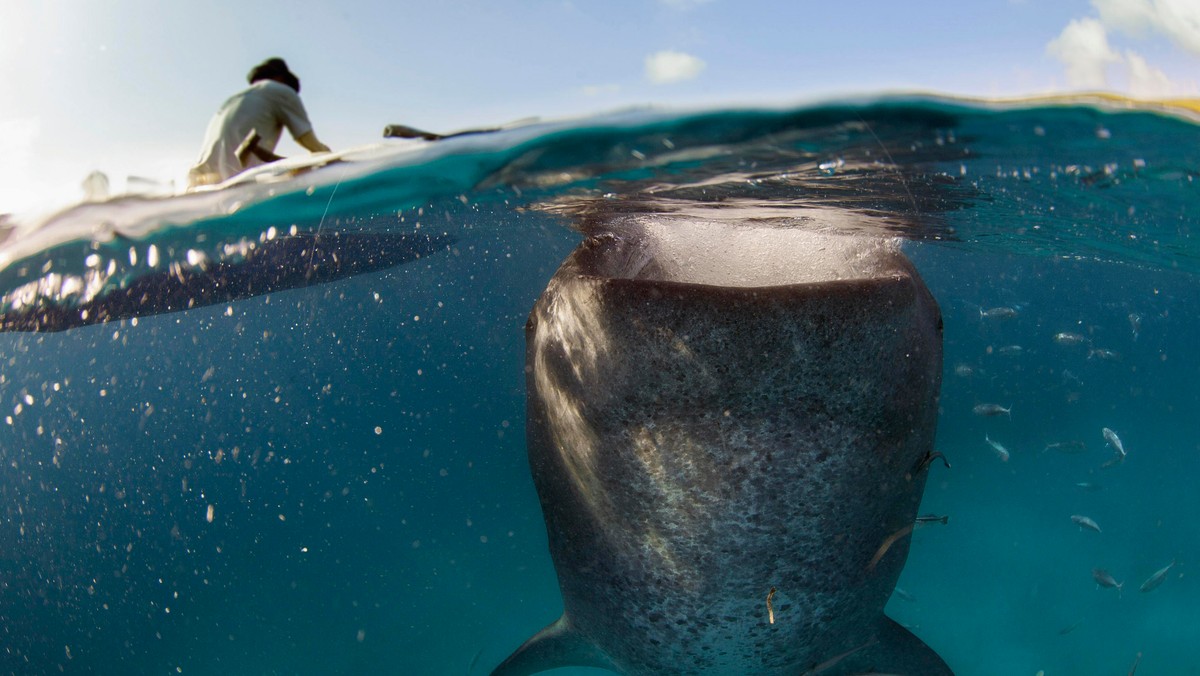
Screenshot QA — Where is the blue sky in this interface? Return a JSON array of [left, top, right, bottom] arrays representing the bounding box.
[[2, 0, 1198, 214]]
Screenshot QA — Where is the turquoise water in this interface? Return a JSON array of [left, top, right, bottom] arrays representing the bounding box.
[[0, 96, 1197, 675]]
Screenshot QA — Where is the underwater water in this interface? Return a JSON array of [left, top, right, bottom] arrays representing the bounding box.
[[0, 95, 1197, 675]]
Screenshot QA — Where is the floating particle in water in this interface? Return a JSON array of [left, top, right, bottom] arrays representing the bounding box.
[[206, 505, 214, 523], [818, 158, 844, 175], [374, 426, 382, 435]]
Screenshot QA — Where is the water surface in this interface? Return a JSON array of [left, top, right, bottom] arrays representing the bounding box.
[[1, 95, 1197, 675]]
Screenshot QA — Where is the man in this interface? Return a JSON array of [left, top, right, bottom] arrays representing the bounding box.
[[188, 58, 330, 188]]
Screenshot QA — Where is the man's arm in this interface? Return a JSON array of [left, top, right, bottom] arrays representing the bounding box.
[[296, 131, 330, 153]]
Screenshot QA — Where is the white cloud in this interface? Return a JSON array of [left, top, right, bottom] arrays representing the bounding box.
[[1123, 49, 1177, 96], [1046, 18, 1120, 89], [645, 50, 706, 84], [1093, 0, 1200, 54], [1046, 5, 1197, 96]]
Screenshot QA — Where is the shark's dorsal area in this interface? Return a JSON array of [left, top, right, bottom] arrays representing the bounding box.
[[0, 231, 453, 332], [496, 216, 950, 675]]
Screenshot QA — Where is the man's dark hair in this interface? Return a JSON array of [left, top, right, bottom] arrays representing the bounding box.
[[248, 57, 301, 93]]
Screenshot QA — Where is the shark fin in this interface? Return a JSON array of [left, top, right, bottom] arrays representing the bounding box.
[[818, 615, 953, 675], [490, 615, 615, 676]]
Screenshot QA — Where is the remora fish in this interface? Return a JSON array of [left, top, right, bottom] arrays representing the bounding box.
[[1070, 515, 1101, 532], [496, 218, 950, 675], [0, 230, 454, 332]]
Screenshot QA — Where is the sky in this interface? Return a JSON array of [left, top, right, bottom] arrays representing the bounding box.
[[1, 0, 1199, 215]]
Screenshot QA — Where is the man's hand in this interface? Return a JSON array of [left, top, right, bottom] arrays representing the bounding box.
[[296, 131, 331, 153]]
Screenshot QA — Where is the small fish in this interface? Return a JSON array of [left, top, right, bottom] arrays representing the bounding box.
[[1102, 427, 1126, 456], [985, 434, 1010, 462], [979, 306, 1018, 319], [467, 646, 485, 675], [1044, 440, 1087, 454], [1053, 332, 1088, 346], [1128, 651, 1142, 676], [973, 403, 1012, 418], [1061, 369, 1083, 385], [1088, 347, 1120, 361], [1070, 515, 1101, 532], [1057, 621, 1082, 635], [1092, 568, 1124, 594], [892, 587, 917, 602], [997, 344, 1024, 356], [1076, 481, 1104, 492], [1101, 427, 1127, 468], [1128, 313, 1142, 341], [1139, 560, 1176, 593], [953, 363, 977, 378], [915, 514, 949, 525]]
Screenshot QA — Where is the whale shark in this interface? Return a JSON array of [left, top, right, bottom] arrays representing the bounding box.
[[0, 230, 453, 332], [494, 216, 951, 675]]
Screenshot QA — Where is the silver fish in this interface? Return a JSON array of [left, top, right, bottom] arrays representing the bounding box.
[[979, 306, 1018, 319], [1057, 621, 1082, 635], [985, 434, 1010, 462], [1092, 568, 1123, 594], [1128, 313, 1142, 341], [973, 403, 1012, 418], [1070, 515, 1101, 532], [1128, 651, 1143, 676], [1088, 347, 1120, 361], [1053, 332, 1088, 346], [1139, 560, 1176, 593], [1101, 427, 1127, 468], [1044, 440, 1087, 454], [996, 344, 1024, 356], [953, 363, 976, 378]]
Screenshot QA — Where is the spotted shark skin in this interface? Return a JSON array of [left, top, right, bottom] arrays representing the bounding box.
[[495, 216, 951, 676]]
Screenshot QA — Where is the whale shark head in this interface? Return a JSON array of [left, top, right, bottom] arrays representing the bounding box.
[[497, 216, 949, 676]]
